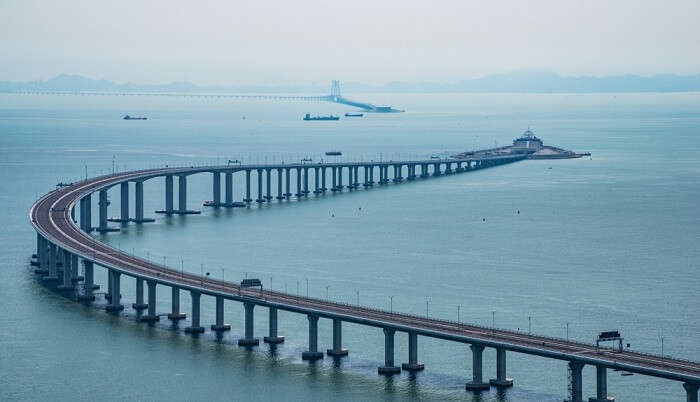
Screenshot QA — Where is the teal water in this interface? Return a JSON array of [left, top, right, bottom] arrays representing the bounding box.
[[0, 92, 698, 401]]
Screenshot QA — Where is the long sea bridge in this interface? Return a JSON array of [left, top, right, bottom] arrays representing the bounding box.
[[29, 155, 700, 402]]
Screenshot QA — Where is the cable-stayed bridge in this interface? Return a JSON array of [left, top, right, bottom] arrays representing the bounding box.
[[12, 80, 405, 113]]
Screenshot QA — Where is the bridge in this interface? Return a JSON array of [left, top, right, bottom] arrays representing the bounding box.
[[29, 156, 699, 402], [11, 80, 404, 113]]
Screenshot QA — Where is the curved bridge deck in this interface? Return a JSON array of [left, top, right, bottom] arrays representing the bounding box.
[[29, 157, 700, 400]]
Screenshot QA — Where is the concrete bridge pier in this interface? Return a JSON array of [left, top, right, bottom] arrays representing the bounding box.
[[225, 172, 234, 205], [363, 166, 369, 186], [445, 162, 453, 174], [140, 280, 159, 322], [295, 168, 303, 197], [106, 270, 124, 311], [347, 166, 354, 190], [327, 318, 348, 356], [378, 166, 385, 185], [456, 162, 464, 172], [265, 169, 273, 200], [433, 163, 441, 176], [157, 175, 174, 214], [331, 167, 338, 191], [302, 314, 324, 360], [132, 277, 148, 310], [84, 194, 93, 231], [43, 243, 59, 282], [284, 168, 292, 198], [57, 249, 74, 290], [133, 181, 154, 222], [321, 167, 327, 192], [383, 166, 391, 184], [407, 165, 416, 180], [313, 167, 321, 194], [71, 254, 81, 282], [402, 331, 425, 371], [238, 302, 259, 345], [354, 166, 360, 188], [466, 344, 490, 390], [264, 307, 285, 343], [303, 167, 310, 195], [119, 182, 129, 221], [421, 164, 429, 178], [256, 169, 264, 203], [589, 365, 614, 401], [683, 383, 699, 402], [34, 235, 49, 275], [212, 172, 221, 206], [378, 328, 401, 374], [337, 167, 344, 190], [97, 190, 119, 232], [184, 291, 205, 333], [368, 165, 375, 185], [244, 170, 252, 204], [211, 296, 231, 331], [569, 361, 585, 402], [276, 168, 284, 199], [78, 260, 95, 301], [168, 287, 186, 320], [489, 347, 514, 387], [393, 165, 403, 182]]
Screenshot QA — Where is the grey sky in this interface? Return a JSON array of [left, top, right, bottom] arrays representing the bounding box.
[[2, 0, 699, 85]]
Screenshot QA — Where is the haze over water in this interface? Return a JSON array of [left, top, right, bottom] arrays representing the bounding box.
[[1, 92, 698, 401]]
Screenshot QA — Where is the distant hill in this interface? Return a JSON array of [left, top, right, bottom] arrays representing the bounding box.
[[2, 72, 700, 94]]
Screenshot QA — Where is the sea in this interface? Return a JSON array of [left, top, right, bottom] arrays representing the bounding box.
[[0, 91, 698, 401]]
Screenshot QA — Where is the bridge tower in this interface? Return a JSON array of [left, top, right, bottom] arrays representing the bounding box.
[[330, 80, 341, 98]]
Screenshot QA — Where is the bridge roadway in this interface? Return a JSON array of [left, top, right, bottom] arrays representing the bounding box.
[[30, 158, 700, 401]]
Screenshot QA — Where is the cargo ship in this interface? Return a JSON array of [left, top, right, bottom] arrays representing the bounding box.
[[325, 151, 342, 156], [123, 115, 147, 120], [344, 113, 363, 117], [303, 114, 339, 121]]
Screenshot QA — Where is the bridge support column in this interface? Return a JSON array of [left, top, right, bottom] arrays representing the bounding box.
[[489, 347, 513, 387], [264, 307, 284, 343], [185, 290, 205, 333], [211, 296, 231, 331], [402, 331, 425, 371], [445, 162, 453, 174], [327, 318, 348, 356], [212, 172, 221, 205], [106, 270, 124, 311], [164, 175, 174, 213], [589, 365, 614, 401], [363, 166, 369, 186], [168, 287, 186, 320], [368, 165, 375, 185], [303, 167, 309, 195], [331, 167, 338, 191], [302, 314, 323, 360], [140, 280, 159, 322], [378, 328, 401, 374], [466, 344, 490, 390], [347, 166, 354, 190], [684, 383, 699, 402], [120, 182, 129, 221], [43, 243, 59, 281], [244, 170, 252, 203], [569, 361, 585, 402], [35, 235, 49, 274], [178, 175, 187, 212], [295, 168, 302, 197], [133, 277, 147, 309], [265, 169, 272, 201], [321, 167, 327, 191], [238, 302, 259, 345], [256, 169, 264, 203], [433, 163, 441, 176], [284, 168, 291, 198], [225, 172, 233, 206], [78, 260, 95, 301], [354, 166, 360, 187], [276, 168, 284, 199], [133, 181, 154, 222], [97, 190, 118, 232], [71, 254, 81, 282], [313, 167, 321, 194], [337, 167, 343, 190], [57, 249, 74, 290]]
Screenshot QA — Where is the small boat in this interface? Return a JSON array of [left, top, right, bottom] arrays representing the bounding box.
[[303, 114, 339, 121], [344, 113, 363, 117], [123, 115, 147, 120], [325, 151, 342, 156], [203, 200, 217, 206]]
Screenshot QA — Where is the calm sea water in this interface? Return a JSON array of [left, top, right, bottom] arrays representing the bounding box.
[[0, 92, 698, 401]]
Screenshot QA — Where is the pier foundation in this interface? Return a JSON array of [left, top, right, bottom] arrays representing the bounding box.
[[490, 347, 514, 387], [168, 287, 186, 320], [589, 365, 614, 401], [465, 344, 490, 391], [402, 331, 425, 371], [238, 302, 259, 345], [326, 318, 348, 356], [184, 291, 205, 333], [264, 307, 285, 343], [211, 296, 231, 331], [378, 328, 401, 374], [302, 315, 323, 360]]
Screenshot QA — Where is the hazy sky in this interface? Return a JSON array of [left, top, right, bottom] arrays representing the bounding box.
[[2, 0, 699, 85]]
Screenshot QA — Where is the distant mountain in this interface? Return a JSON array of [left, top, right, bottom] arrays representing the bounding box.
[[2, 71, 700, 94]]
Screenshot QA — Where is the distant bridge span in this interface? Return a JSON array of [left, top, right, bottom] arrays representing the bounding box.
[[13, 80, 404, 113]]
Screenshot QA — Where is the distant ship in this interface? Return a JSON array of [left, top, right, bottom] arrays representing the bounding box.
[[344, 113, 363, 117], [325, 151, 342, 156], [123, 115, 147, 120], [303, 114, 339, 121]]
